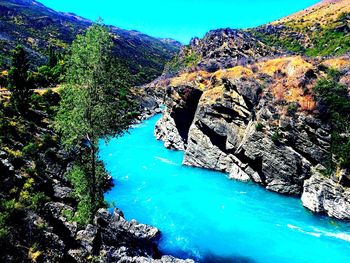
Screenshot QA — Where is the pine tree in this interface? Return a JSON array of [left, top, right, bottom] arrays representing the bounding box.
[[48, 46, 58, 68], [8, 45, 33, 113]]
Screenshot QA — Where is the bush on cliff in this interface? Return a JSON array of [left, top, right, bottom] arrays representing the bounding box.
[[314, 69, 350, 171]]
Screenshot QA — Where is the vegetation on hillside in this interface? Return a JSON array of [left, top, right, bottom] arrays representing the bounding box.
[[251, 6, 350, 57], [0, 44, 61, 255], [0, 21, 137, 259], [0, 0, 180, 85], [313, 68, 350, 173], [164, 47, 201, 74]]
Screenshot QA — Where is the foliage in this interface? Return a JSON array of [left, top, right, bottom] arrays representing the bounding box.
[[0, 199, 17, 239], [305, 30, 350, 57], [55, 23, 134, 147], [271, 129, 282, 144], [313, 69, 350, 171], [67, 161, 109, 225], [165, 48, 201, 74], [255, 122, 264, 132], [55, 22, 135, 224], [22, 142, 39, 157]]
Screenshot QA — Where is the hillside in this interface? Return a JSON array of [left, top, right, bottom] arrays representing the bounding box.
[[250, 0, 350, 56], [0, 0, 181, 85]]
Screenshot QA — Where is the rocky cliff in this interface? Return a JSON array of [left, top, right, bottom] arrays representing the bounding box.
[[146, 1, 350, 220], [153, 53, 350, 220]]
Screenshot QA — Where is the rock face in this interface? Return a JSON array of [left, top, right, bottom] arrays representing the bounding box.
[[154, 85, 203, 151], [302, 167, 350, 220], [153, 52, 350, 219], [155, 110, 186, 150], [181, 76, 328, 195], [66, 208, 195, 263]]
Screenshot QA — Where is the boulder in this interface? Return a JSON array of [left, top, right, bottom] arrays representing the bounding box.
[[76, 224, 99, 254], [155, 111, 185, 150]]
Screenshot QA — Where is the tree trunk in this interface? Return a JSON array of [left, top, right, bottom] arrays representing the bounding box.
[[91, 143, 97, 211]]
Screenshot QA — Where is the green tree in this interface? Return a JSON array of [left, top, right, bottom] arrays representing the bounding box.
[[8, 45, 33, 113], [48, 46, 58, 68], [55, 22, 134, 223]]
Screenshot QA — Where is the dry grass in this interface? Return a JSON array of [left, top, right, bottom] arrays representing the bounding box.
[[213, 66, 253, 80], [201, 85, 225, 105], [34, 86, 61, 95], [322, 56, 350, 71], [163, 55, 327, 113], [272, 0, 350, 26], [170, 70, 211, 89], [257, 56, 313, 78]]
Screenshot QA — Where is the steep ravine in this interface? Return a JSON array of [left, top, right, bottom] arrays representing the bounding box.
[[152, 55, 350, 220]]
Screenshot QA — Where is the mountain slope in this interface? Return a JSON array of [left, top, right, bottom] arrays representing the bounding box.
[[0, 0, 181, 85], [250, 0, 350, 56]]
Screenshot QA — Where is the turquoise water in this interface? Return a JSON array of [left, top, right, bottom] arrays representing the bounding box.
[[100, 115, 350, 263]]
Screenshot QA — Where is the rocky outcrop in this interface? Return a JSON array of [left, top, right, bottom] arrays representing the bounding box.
[[66, 208, 195, 263], [302, 166, 350, 220], [188, 28, 283, 72], [65, 208, 194, 263], [155, 110, 185, 150], [137, 93, 162, 120], [154, 85, 203, 150]]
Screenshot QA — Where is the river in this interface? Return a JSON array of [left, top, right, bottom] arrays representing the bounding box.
[[100, 114, 350, 263]]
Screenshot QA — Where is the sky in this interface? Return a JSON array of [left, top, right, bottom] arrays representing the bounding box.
[[37, 0, 319, 44]]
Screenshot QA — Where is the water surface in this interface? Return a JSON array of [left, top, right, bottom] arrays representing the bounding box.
[[100, 115, 350, 263]]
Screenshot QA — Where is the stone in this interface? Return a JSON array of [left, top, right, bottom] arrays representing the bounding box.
[[53, 185, 72, 200], [45, 202, 78, 237], [301, 168, 350, 220], [76, 224, 98, 253]]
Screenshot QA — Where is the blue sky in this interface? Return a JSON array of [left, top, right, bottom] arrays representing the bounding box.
[[37, 0, 319, 44]]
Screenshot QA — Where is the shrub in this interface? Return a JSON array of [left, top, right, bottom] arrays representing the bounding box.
[[287, 103, 298, 116], [67, 165, 94, 226], [61, 209, 74, 222], [0, 199, 17, 239], [30, 192, 49, 212], [30, 93, 44, 109], [22, 142, 38, 157], [272, 129, 282, 144], [255, 122, 264, 131]]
